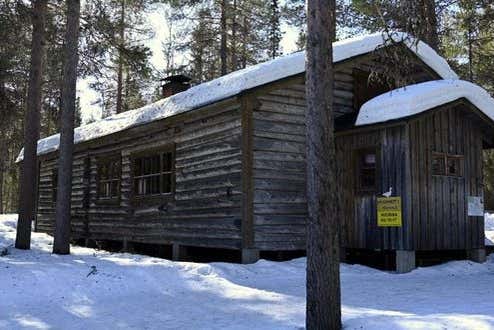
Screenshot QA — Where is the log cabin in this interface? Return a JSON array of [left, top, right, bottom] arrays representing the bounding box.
[[18, 33, 494, 272]]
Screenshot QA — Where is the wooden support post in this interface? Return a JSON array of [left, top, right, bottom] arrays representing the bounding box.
[[241, 248, 259, 264], [467, 248, 486, 263], [396, 250, 415, 273], [172, 244, 187, 261]]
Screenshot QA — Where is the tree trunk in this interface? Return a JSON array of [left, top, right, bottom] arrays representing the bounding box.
[[16, 0, 48, 250], [116, 0, 125, 114], [305, 0, 341, 329], [220, 0, 228, 75], [231, 0, 238, 70], [241, 16, 248, 68], [53, 0, 81, 255], [0, 161, 4, 214], [269, 0, 280, 59], [420, 0, 439, 51], [467, 23, 474, 81]]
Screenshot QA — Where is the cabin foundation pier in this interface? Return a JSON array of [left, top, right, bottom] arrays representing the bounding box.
[[396, 250, 416, 273], [467, 248, 486, 263], [172, 244, 188, 261], [241, 249, 260, 264]]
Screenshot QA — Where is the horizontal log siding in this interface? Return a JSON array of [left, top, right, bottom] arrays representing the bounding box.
[[336, 125, 412, 250], [249, 69, 375, 251], [251, 85, 308, 250], [37, 103, 244, 249], [409, 105, 485, 250], [36, 153, 89, 236], [35, 50, 442, 253]]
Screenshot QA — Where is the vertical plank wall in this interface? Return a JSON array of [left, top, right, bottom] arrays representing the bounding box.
[[409, 104, 485, 250], [336, 125, 413, 250]]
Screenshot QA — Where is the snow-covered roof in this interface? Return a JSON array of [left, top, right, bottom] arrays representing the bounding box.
[[18, 32, 458, 161], [355, 80, 494, 126]]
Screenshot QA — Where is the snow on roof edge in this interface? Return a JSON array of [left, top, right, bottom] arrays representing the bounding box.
[[17, 32, 458, 162], [355, 80, 494, 126]]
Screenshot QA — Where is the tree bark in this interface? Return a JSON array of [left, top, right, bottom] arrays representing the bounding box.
[[53, 0, 81, 255], [419, 0, 439, 51], [16, 0, 48, 250], [220, 0, 228, 75], [0, 160, 4, 214], [467, 21, 474, 81], [116, 0, 125, 114], [231, 0, 238, 70], [305, 0, 341, 329], [241, 16, 248, 68]]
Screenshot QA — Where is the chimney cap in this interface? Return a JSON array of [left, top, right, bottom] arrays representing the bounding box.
[[161, 74, 192, 84]]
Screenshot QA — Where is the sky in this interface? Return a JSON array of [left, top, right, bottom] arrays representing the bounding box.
[[77, 5, 301, 124]]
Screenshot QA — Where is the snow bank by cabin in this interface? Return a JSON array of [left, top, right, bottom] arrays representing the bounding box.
[[485, 213, 494, 246], [356, 79, 494, 126], [1, 214, 494, 329], [17, 32, 457, 162]]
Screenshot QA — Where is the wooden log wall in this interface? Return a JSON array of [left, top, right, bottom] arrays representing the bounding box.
[[35, 47, 445, 253], [408, 104, 485, 250], [36, 101, 244, 250], [37, 154, 90, 236], [251, 83, 307, 251], [250, 69, 358, 251]]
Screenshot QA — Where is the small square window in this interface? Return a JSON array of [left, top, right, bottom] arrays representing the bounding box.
[[356, 148, 378, 193], [446, 156, 463, 177], [432, 152, 463, 177], [432, 153, 446, 176]]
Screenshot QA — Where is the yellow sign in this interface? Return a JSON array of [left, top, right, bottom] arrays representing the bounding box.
[[377, 197, 402, 227]]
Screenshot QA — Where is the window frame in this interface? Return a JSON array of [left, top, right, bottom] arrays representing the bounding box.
[[96, 155, 122, 203], [431, 152, 447, 176], [446, 154, 464, 177], [355, 147, 380, 194], [130, 145, 176, 203], [431, 152, 464, 178]]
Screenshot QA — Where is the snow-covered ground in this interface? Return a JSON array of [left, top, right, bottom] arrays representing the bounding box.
[[1, 214, 494, 330], [486, 213, 494, 246]]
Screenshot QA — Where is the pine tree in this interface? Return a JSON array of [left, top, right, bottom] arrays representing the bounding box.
[[53, 0, 81, 255], [306, 0, 341, 328], [0, 0, 31, 213], [267, 0, 282, 59], [80, 0, 153, 117], [165, 0, 283, 83], [16, 0, 48, 250]]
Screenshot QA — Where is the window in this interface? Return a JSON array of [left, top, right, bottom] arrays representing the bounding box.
[[432, 152, 463, 177], [356, 148, 378, 192], [133, 148, 175, 197], [97, 157, 121, 200], [432, 153, 446, 176], [447, 156, 463, 176]]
